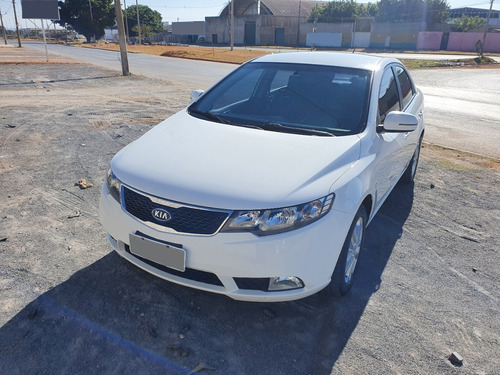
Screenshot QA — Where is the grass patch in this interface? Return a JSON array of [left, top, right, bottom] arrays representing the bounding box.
[[159, 46, 268, 64], [422, 143, 500, 171], [402, 56, 498, 69], [82, 43, 268, 64]]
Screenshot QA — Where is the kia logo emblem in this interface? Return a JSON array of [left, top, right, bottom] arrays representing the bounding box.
[[152, 208, 172, 222]]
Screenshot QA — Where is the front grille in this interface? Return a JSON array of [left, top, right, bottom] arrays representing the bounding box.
[[123, 187, 231, 235], [125, 244, 224, 287]]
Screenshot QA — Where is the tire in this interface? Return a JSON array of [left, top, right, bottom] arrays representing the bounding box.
[[401, 135, 423, 184], [328, 205, 367, 298]]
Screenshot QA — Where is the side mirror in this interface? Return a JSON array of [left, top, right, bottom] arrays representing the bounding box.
[[379, 111, 418, 133], [190, 89, 205, 102]]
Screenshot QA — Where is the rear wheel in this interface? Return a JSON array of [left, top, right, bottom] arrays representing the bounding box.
[[328, 205, 367, 297]]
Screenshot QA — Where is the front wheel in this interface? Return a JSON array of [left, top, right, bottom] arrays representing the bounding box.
[[328, 205, 367, 297], [401, 136, 423, 184]]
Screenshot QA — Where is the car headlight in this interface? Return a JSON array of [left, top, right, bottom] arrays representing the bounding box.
[[106, 169, 122, 203], [222, 194, 334, 236]]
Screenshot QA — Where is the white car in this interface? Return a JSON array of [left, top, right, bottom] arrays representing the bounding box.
[[99, 52, 424, 302]]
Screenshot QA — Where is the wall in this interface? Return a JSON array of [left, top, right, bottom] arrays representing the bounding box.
[[260, 15, 303, 45], [352, 32, 370, 48], [206, 15, 500, 52], [372, 22, 426, 33], [205, 17, 229, 43], [417, 32, 443, 50], [306, 33, 342, 47], [447, 32, 500, 52], [172, 21, 205, 36], [301, 22, 353, 34]]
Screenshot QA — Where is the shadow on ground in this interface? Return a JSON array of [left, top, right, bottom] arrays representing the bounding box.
[[0, 184, 414, 375]]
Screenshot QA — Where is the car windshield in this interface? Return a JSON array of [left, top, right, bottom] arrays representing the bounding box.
[[189, 62, 372, 136]]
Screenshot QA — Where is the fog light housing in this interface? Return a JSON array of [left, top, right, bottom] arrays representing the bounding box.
[[268, 276, 304, 291]]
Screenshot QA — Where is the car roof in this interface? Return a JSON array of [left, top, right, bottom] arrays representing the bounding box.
[[251, 52, 395, 71]]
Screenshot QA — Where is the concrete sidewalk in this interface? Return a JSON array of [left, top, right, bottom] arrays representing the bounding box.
[[0, 42, 77, 64]]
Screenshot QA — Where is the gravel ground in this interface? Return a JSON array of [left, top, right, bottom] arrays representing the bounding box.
[[0, 60, 499, 375]]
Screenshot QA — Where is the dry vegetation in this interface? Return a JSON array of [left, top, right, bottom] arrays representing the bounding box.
[[79, 42, 500, 67], [83, 43, 269, 64]]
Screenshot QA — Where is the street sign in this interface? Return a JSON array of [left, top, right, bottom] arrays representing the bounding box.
[[21, 0, 60, 20]]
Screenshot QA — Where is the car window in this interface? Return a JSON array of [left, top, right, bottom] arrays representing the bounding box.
[[395, 66, 414, 109], [378, 68, 400, 123], [270, 69, 293, 91], [210, 67, 265, 110], [190, 62, 372, 136]]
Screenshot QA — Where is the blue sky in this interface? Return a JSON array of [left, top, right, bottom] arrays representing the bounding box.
[[0, 0, 496, 30]]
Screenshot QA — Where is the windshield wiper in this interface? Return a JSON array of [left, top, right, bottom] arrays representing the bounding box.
[[233, 123, 264, 130], [262, 122, 335, 136], [189, 109, 231, 124]]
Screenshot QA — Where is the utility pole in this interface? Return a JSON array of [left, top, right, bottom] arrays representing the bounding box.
[[230, 0, 234, 51], [480, 0, 495, 59], [135, 0, 141, 45], [88, 0, 95, 42], [296, 0, 301, 47], [114, 0, 130, 75], [41, 19, 49, 62], [0, 7, 8, 45], [12, 0, 22, 47], [123, 0, 130, 44]]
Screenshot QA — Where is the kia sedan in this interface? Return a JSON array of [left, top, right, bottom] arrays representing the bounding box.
[[99, 52, 424, 302]]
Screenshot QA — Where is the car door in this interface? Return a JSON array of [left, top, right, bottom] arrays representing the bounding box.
[[394, 64, 423, 160], [372, 65, 408, 207]]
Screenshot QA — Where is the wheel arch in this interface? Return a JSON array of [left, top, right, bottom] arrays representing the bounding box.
[[361, 195, 373, 223]]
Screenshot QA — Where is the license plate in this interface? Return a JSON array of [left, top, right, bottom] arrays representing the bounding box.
[[129, 234, 186, 272]]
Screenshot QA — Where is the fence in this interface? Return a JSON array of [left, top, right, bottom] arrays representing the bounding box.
[[304, 30, 500, 52]]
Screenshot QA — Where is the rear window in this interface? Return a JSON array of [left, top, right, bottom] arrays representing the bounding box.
[[395, 66, 414, 109]]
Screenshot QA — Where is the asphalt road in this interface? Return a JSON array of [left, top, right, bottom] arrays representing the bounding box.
[[411, 68, 500, 159], [24, 42, 234, 89], [24, 42, 500, 159]]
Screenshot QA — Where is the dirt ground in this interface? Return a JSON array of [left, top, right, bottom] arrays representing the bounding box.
[[0, 56, 499, 374]]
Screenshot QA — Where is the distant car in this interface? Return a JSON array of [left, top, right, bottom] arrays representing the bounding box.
[[99, 52, 424, 302]]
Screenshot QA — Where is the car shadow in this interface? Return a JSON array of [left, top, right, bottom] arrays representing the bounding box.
[[0, 184, 414, 375]]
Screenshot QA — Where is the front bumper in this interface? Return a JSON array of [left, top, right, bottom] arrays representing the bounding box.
[[99, 183, 354, 302]]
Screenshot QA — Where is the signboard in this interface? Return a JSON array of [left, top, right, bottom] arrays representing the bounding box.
[[21, 0, 60, 20]]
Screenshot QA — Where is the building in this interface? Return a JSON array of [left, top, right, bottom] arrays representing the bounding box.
[[448, 7, 500, 27], [172, 21, 205, 43], [205, 0, 327, 46]]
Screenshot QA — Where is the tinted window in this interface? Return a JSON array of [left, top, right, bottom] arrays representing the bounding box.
[[190, 62, 372, 136], [378, 68, 400, 123], [395, 66, 414, 109], [210, 67, 264, 109]]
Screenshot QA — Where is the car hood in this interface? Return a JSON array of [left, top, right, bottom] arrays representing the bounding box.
[[111, 110, 361, 210]]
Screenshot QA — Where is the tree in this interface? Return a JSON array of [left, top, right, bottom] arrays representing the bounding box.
[[124, 5, 163, 37], [58, 0, 115, 42], [132, 24, 155, 38], [377, 0, 449, 24], [307, 0, 377, 23], [451, 15, 486, 32], [422, 0, 449, 24]]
